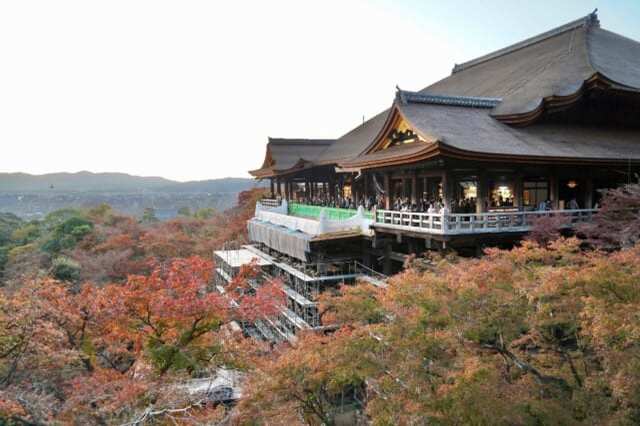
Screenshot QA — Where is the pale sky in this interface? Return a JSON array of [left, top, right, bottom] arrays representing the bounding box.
[[1, 0, 639, 181]]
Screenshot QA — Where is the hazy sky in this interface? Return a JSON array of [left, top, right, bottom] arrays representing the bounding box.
[[1, 0, 639, 181]]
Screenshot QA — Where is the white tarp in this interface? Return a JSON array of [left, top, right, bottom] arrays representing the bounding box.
[[255, 203, 373, 237], [247, 219, 311, 261], [256, 210, 320, 235]]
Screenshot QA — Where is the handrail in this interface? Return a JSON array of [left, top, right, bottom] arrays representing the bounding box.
[[259, 198, 282, 208], [374, 208, 598, 235]]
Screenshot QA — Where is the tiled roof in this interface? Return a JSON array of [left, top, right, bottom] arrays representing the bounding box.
[[251, 11, 640, 175]]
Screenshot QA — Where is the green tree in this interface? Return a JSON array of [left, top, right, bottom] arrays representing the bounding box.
[[194, 207, 216, 219], [140, 207, 158, 224], [177, 206, 192, 217], [51, 256, 81, 282], [42, 217, 93, 254]]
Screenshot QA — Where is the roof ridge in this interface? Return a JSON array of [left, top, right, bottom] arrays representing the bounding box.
[[397, 89, 502, 108], [451, 10, 600, 74], [268, 137, 334, 145]]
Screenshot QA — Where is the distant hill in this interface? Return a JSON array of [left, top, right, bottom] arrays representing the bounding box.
[[159, 177, 264, 193], [0, 172, 261, 193], [0, 172, 265, 219]]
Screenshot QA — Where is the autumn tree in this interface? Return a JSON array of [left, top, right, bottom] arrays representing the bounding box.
[[580, 181, 640, 250], [242, 239, 640, 425], [0, 253, 285, 424]]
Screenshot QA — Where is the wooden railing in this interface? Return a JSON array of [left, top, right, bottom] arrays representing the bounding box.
[[375, 209, 598, 235], [259, 198, 282, 208]]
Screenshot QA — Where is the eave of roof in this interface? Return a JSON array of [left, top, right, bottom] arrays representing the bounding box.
[[250, 138, 335, 178], [343, 92, 640, 169]]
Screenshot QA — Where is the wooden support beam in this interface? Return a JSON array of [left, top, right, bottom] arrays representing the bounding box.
[[585, 176, 594, 208], [550, 173, 559, 210], [442, 170, 452, 211], [411, 172, 418, 205], [364, 172, 370, 200], [329, 178, 335, 202], [476, 171, 487, 214], [514, 173, 523, 208], [383, 243, 392, 275], [383, 172, 391, 210], [423, 176, 428, 202]]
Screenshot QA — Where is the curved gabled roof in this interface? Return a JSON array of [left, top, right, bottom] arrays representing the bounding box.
[[249, 138, 334, 178], [422, 11, 640, 123], [328, 11, 640, 167], [342, 91, 640, 169]]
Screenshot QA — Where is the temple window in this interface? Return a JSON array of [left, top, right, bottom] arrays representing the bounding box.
[[454, 180, 477, 213], [490, 181, 515, 208], [522, 180, 549, 209], [458, 180, 477, 200]]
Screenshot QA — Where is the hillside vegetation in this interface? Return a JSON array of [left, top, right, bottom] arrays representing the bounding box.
[[0, 184, 639, 425]]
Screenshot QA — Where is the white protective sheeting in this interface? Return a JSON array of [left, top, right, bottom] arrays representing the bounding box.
[[247, 219, 311, 261], [256, 210, 320, 235], [255, 205, 372, 237]]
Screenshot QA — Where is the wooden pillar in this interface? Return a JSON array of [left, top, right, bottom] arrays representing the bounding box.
[[276, 178, 282, 196], [514, 174, 523, 209], [383, 172, 391, 210], [411, 172, 418, 205], [270, 179, 274, 197], [585, 176, 594, 209], [476, 172, 487, 214], [284, 179, 290, 200], [364, 172, 369, 200], [423, 176, 428, 201], [352, 176, 358, 205], [328, 177, 335, 202], [383, 242, 392, 276], [442, 171, 452, 211], [550, 173, 559, 210]]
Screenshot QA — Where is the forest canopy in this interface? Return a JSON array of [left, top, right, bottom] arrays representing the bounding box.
[[1, 184, 639, 425]]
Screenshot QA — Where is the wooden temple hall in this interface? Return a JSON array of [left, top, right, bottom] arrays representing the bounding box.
[[247, 11, 640, 273]]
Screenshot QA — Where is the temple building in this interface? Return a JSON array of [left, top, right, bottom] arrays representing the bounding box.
[[218, 12, 640, 341]]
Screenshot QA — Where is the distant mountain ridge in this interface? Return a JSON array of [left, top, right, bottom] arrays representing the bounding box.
[[0, 171, 261, 193]]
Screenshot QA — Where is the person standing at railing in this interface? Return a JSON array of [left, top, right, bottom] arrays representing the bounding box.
[[568, 198, 580, 210], [568, 197, 581, 223]]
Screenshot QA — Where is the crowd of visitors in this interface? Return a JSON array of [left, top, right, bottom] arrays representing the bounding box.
[[268, 194, 586, 214], [273, 192, 448, 213]]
